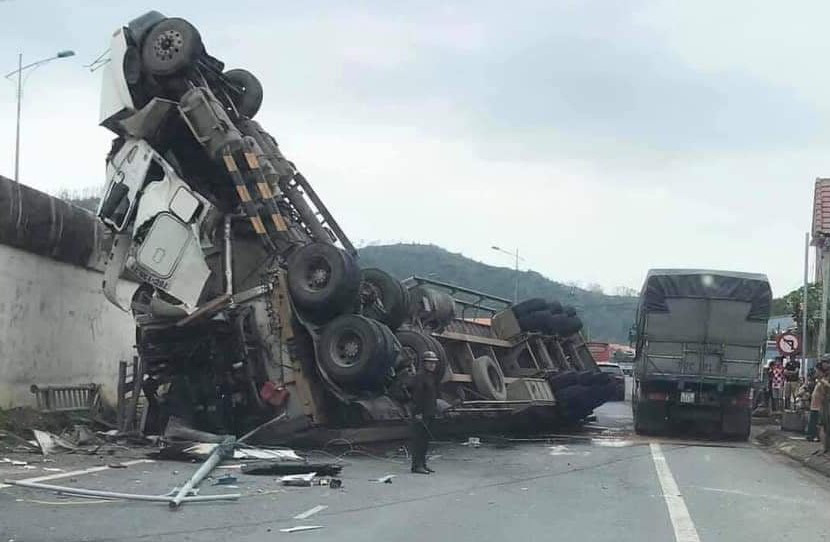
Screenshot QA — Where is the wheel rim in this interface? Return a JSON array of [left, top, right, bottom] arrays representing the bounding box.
[[304, 257, 332, 292], [331, 330, 362, 368], [152, 29, 184, 62]]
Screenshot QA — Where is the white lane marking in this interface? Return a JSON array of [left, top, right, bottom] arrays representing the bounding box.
[[293, 504, 328, 520], [690, 486, 818, 506], [0, 459, 155, 489], [650, 443, 701, 542]]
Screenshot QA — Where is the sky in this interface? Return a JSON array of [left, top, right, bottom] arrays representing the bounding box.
[[0, 0, 827, 297]]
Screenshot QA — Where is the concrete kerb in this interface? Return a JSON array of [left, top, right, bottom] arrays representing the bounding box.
[[754, 426, 830, 478]]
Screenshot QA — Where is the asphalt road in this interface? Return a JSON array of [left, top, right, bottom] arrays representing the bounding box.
[[2, 401, 830, 542]]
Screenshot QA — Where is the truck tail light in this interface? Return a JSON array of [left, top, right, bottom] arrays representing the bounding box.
[[647, 391, 668, 401]]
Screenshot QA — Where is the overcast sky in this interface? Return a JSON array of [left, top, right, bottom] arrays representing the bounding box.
[[1, 1, 826, 296]]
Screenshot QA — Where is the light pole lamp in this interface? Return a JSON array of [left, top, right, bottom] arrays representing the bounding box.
[[491, 245, 522, 302], [4, 50, 75, 183]]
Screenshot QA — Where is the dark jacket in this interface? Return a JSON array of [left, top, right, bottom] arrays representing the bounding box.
[[410, 371, 438, 419]]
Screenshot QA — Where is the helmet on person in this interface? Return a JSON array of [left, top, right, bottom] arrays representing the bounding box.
[[422, 351, 439, 363]]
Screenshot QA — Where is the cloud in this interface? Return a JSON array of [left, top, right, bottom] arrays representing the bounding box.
[[0, 1, 825, 297]]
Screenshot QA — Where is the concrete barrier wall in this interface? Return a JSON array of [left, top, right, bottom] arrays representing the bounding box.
[[0, 243, 135, 408]]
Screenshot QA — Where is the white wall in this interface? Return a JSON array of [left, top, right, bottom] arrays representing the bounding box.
[[0, 243, 135, 408]]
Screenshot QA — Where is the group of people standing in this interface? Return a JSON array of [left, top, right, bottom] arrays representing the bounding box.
[[765, 355, 830, 443]]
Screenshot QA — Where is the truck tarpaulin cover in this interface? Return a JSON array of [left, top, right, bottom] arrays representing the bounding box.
[[641, 269, 771, 321]]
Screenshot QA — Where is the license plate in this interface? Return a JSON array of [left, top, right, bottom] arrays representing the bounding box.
[[680, 391, 695, 404]]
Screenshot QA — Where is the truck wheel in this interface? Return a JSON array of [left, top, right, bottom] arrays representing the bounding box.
[[395, 330, 447, 379], [425, 335, 449, 382], [287, 242, 360, 323], [360, 268, 409, 330], [633, 408, 648, 435], [318, 314, 387, 387], [511, 298, 547, 318], [408, 287, 455, 328], [471, 355, 507, 401], [224, 69, 263, 118], [141, 18, 203, 76]]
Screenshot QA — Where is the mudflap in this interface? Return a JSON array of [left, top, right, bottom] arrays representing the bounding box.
[[721, 405, 751, 440], [634, 399, 667, 435]]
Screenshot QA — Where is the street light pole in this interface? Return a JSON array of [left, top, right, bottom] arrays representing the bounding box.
[[13, 53, 21, 183], [5, 50, 75, 183], [491, 245, 521, 302]]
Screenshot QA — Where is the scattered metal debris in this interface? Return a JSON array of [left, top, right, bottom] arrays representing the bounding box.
[[2, 479, 239, 504], [293, 505, 328, 520], [212, 474, 238, 486], [241, 462, 341, 476], [170, 435, 235, 509], [374, 474, 395, 483], [280, 526, 324, 533]]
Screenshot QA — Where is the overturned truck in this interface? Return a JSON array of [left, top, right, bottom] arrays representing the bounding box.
[[96, 11, 612, 442]]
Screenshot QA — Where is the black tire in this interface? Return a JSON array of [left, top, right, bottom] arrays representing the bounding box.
[[395, 330, 447, 380], [409, 287, 454, 327], [287, 242, 360, 323], [588, 372, 611, 386], [562, 316, 583, 335], [517, 309, 555, 333], [318, 314, 388, 388], [424, 335, 448, 382], [366, 318, 398, 383], [471, 355, 507, 401], [511, 298, 548, 318], [360, 268, 409, 330], [141, 18, 203, 76], [548, 370, 578, 391], [224, 69, 263, 118], [548, 313, 570, 335], [576, 370, 594, 386]]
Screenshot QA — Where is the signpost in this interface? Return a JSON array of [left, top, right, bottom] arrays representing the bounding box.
[[776, 332, 800, 357]]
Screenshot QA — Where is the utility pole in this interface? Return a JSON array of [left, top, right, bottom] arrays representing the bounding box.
[[13, 53, 21, 183], [803, 232, 810, 379], [491, 245, 522, 302]]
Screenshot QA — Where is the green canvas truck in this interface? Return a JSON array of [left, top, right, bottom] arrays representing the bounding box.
[[632, 269, 772, 440]]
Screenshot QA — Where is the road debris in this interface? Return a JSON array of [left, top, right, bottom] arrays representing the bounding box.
[[281, 472, 317, 487], [241, 462, 342, 476], [212, 474, 238, 486], [32, 430, 77, 455], [374, 474, 395, 483], [462, 437, 482, 448], [170, 435, 235, 509], [293, 504, 328, 519], [2, 479, 239, 504], [280, 526, 324, 533]]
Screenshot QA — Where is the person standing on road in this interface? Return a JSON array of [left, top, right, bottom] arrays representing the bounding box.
[[771, 358, 785, 412], [783, 356, 801, 410], [409, 351, 439, 474], [806, 361, 829, 442]]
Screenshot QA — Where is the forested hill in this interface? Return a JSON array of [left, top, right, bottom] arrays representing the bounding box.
[[358, 243, 637, 343]]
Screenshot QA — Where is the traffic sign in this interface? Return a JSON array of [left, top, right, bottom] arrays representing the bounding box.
[[776, 332, 800, 355]]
